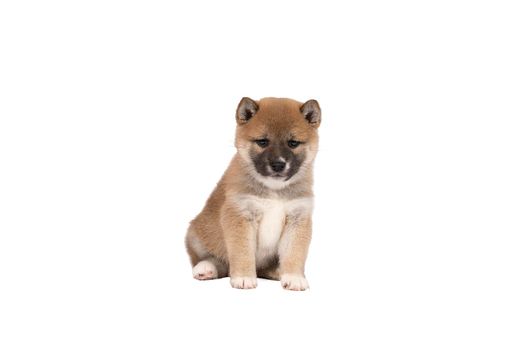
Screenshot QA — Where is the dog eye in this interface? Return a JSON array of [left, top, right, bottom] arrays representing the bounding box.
[[287, 140, 301, 149], [255, 139, 269, 148]]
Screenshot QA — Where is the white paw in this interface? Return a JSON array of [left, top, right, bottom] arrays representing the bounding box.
[[280, 274, 309, 291], [192, 260, 218, 280], [230, 276, 257, 289]]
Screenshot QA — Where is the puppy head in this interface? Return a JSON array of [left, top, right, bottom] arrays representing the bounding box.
[[235, 97, 321, 189]]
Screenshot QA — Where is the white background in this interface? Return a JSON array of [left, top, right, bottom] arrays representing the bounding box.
[[1, 1, 524, 349]]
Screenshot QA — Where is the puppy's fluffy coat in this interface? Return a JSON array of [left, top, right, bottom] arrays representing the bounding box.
[[185, 97, 321, 290]]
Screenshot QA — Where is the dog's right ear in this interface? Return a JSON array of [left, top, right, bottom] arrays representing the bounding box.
[[236, 97, 259, 125]]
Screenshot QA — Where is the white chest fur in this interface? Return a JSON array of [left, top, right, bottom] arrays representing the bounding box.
[[233, 195, 313, 267], [257, 200, 286, 252]]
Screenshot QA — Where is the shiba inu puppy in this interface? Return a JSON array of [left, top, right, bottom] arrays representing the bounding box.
[[185, 97, 321, 291]]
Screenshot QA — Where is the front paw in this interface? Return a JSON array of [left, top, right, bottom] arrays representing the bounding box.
[[280, 274, 309, 291], [230, 276, 258, 289]]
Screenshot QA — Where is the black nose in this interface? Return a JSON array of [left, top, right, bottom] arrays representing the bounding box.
[[270, 161, 286, 173]]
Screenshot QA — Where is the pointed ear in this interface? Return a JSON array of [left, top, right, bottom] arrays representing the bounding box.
[[236, 97, 259, 125], [300, 99, 321, 127]]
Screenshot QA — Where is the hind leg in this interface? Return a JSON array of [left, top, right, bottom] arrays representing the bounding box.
[[186, 230, 228, 280], [192, 258, 228, 280], [192, 260, 218, 280]]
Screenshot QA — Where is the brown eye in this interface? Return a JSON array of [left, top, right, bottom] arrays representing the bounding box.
[[255, 139, 269, 148], [288, 140, 301, 149]]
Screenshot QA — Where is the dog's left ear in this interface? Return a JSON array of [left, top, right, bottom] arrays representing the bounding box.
[[236, 97, 259, 125], [300, 99, 321, 127]]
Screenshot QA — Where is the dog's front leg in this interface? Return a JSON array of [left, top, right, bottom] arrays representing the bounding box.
[[221, 203, 257, 289], [278, 215, 312, 291]]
